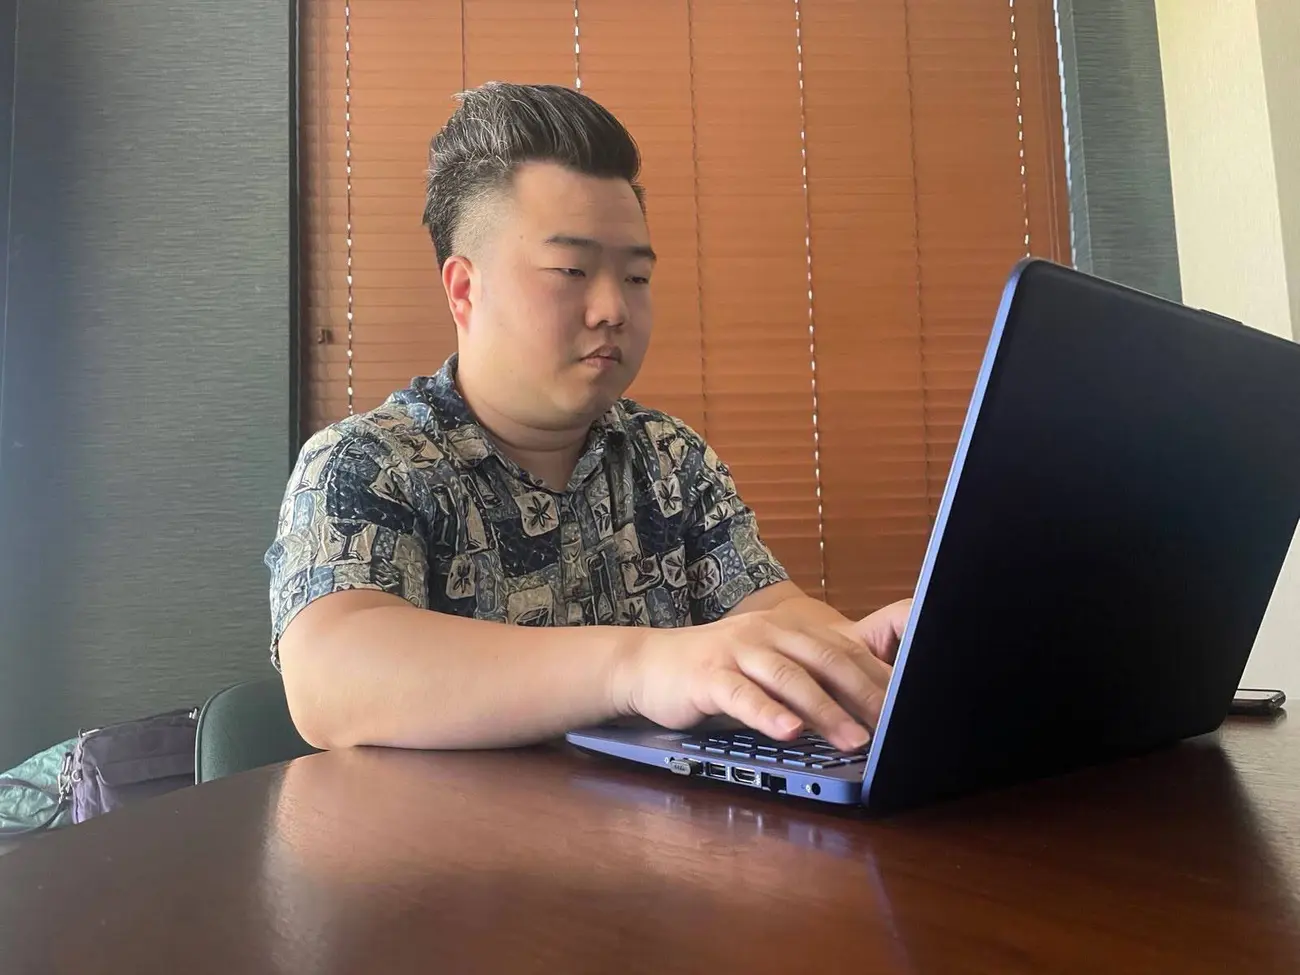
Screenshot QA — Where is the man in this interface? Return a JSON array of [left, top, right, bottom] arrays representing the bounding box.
[[267, 82, 911, 754]]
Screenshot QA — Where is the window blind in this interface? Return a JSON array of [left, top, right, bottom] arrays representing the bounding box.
[[298, 0, 1070, 617], [691, 0, 828, 596], [580, 0, 706, 432], [802, 0, 932, 614]]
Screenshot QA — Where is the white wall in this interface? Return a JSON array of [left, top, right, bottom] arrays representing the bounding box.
[[1257, 0, 1300, 336], [1156, 0, 1298, 690]]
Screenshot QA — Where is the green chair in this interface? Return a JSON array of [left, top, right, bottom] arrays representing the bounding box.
[[194, 677, 319, 784]]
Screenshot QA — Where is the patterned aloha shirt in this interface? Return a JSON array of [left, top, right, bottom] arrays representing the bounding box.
[[265, 355, 788, 665]]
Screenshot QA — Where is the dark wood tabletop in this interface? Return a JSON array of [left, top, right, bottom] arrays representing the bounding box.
[[1, 714, 1298, 974]]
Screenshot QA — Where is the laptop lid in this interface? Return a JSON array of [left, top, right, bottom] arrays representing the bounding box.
[[862, 259, 1300, 812]]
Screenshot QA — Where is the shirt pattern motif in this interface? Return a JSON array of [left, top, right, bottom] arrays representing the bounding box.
[[266, 356, 788, 663]]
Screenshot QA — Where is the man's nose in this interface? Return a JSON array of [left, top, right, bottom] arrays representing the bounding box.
[[587, 270, 629, 328]]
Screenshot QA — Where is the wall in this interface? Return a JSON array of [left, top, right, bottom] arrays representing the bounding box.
[[0, 1, 291, 769], [1256, 0, 1300, 337], [1155, 0, 1299, 690], [1155, 0, 1291, 336]]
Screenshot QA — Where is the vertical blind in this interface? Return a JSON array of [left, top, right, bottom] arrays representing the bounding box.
[[300, 0, 1069, 620]]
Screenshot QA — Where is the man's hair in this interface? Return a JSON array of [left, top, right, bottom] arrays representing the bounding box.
[[422, 82, 644, 268]]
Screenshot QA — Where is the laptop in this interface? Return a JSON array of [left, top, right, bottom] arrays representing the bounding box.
[[566, 258, 1300, 812]]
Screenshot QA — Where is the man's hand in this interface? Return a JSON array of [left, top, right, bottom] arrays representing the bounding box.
[[847, 598, 913, 665], [616, 609, 893, 752]]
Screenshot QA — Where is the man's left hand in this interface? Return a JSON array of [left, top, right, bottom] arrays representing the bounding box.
[[847, 599, 912, 665]]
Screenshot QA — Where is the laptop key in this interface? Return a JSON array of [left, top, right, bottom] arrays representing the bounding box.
[[780, 757, 810, 767], [704, 746, 726, 754], [681, 742, 703, 751], [754, 753, 779, 763], [729, 749, 755, 758], [755, 745, 779, 754]]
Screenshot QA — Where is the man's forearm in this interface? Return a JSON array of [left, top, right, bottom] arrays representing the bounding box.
[[278, 591, 648, 750]]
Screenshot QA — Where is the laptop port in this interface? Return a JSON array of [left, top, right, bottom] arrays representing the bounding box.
[[704, 762, 728, 780], [762, 774, 787, 793], [730, 767, 759, 786], [667, 757, 699, 776]]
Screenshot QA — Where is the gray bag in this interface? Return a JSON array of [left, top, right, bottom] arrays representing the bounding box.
[[0, 708, 198, 837]]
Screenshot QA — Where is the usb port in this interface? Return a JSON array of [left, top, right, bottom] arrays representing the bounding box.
[[666, 757, 698, 776], [762, 774, 787, 793], [704, 762, 728, 780], [730, 767, 759, 786]]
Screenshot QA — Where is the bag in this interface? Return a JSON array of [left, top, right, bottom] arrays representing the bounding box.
[[0, 707, 198, 838], [0, 737, 78, 835]]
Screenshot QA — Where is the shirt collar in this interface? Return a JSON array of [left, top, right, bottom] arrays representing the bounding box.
[[414, 354, 628, 469]]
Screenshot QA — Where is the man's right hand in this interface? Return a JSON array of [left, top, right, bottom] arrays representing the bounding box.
[[616, 610, 892, 752]]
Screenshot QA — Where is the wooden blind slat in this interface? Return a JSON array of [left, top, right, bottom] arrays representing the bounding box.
[[909, 0, 1039, 516], [803, 0, 931, 618], [465, 0, 575, 89], [300, 0, 349, 436], [578, 0, 706, 433], [693, 0, 825, 596], [1016, 0, 1073, 264], [343, 2, 462, 424], [300, 0, 461, 435]]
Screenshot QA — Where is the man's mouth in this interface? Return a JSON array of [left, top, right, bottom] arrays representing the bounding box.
[[581, 346, 623, 363]]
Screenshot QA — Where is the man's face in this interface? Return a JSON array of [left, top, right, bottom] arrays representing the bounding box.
[[454, 161, 654, 428]]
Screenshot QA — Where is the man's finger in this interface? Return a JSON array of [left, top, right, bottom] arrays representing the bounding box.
[[853, 599, 912, 664], [709, 671, 804, 742], [771, 627, 890, 732], [735, 648, 866, 750]]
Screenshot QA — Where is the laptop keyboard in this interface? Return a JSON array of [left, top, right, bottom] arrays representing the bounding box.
[[678, 730, 869, 770]]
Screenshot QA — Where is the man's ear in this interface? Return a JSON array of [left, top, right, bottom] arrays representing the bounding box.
[[442, 255, 474, 332]]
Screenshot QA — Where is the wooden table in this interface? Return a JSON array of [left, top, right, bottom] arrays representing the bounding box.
[[1, 715, 1298, 974]]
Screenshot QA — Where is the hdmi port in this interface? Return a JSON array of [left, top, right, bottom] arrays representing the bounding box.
[[730, 767, 759, 786]]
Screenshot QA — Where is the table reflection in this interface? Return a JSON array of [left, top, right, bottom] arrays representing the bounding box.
[[252, 728, 1300, 974]]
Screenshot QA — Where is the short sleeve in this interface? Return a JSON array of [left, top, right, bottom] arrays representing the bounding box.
[[680, 435, 789, 624], [264, 423, 429, 667]]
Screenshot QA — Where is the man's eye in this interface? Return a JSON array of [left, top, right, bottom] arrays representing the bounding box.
[[628, 275, 651, 286], [553, 267, 586, 278]]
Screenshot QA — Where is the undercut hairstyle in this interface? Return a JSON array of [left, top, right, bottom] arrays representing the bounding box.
[[422, 82, 645, 268]]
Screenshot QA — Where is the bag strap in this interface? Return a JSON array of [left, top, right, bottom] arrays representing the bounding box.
[[0, 776, 58, 799], [0, 753, 73, 838]]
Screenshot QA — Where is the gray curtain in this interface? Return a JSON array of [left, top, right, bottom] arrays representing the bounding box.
[[0, 1, 290, 769], [1057, 0, 1181, 301]]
